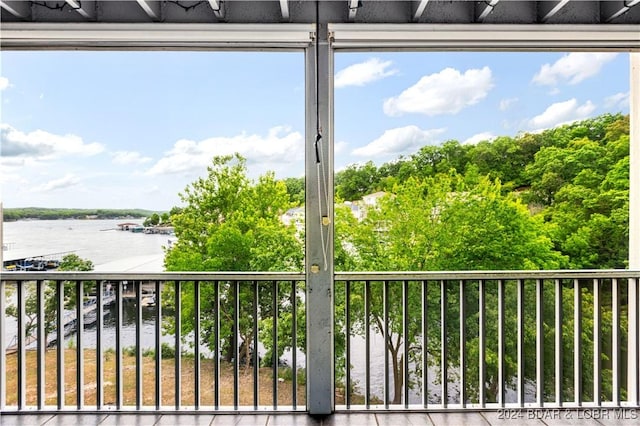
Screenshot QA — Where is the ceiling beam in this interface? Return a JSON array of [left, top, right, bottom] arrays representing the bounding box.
[[0, 0, 30, 19], [413, 0, 430, 21], [604, 0, 640, 22], [279, 0, 289, 21], [329, 24, 640, 51], [0, 23, 315, 50], [348, 0, 359, 21], [136, 0, 161, 21], [65, 0, 96, 20], [477, 0, 500, 22], [207, 0, 225, 20], [539, 0, 571, 22]]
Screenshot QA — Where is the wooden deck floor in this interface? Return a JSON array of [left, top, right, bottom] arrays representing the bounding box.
[[1, 410, 638, 426]]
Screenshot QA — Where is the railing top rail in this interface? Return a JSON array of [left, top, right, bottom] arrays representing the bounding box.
[[336, 269, 640, 281], [1, 271, 305, 281], [3, 270, 640, 282]]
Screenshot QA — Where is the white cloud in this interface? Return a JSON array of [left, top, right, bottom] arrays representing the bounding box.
[[383, 67, 493, 116], [604, 92, 630, 110], [499, 98, 518, 111], [335, 58, 398, 88], [112, 151, 152, 165], [0, 77, 10, 91], [0, 123, 104, 159], [334, 140, 349, 155], [528, 99, 596, 130], [532, 53, 618, 86], [33, 174, 80, 192], [146, 126, 304, 177], [463, 132, 496, 145], [352, 125, 446, 158]]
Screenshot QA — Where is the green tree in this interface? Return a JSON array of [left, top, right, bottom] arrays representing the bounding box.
[[6, 254, 95, 344], [335, 173, 567, 404], [143, 213, 160, 227], [58, 253, 94, 271], [335, 161, 380, 201], [163, 154, 304, 365], [283, 176, 305, 206]]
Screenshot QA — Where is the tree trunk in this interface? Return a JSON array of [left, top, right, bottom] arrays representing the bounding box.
[[391, 352, 404, 404]]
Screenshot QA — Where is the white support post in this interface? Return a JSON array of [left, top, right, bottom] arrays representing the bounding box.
[[629, 52, 640, 406], [305, 20, 334, 415]]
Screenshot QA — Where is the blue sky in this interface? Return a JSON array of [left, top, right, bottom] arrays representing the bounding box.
[[0, 51, 630, 211]]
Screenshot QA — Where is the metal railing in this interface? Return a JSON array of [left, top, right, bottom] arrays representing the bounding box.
[[335, 271, 640, 411], [2, 270, 639, 414], [0, 272, 305, 413]]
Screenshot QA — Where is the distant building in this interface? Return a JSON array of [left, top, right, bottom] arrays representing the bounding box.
[[362, 191, 387, 207], [117, 222, 140, 231]]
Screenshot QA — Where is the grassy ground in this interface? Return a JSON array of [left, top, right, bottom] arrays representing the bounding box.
[[4, 349, 308, 407]]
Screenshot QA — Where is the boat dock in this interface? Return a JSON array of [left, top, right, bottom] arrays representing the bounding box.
[[4, 286, 116, 353], [2, 249, 74, 271]]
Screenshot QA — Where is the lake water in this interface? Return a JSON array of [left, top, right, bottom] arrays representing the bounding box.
[[3, 218, 167, 272], [2, 219, 171, 352]]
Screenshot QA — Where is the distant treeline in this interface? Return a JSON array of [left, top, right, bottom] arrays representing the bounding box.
[[281, 112, 630, 269], [2, 208, 159, 221]]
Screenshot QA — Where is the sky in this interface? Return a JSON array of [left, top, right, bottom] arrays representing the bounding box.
[[0, 50, 631, 211]]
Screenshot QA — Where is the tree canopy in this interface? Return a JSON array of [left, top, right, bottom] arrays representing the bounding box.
[[164, 154, 303, 365]]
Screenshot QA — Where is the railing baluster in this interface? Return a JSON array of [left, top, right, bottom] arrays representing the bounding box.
[[195, 281, 201, 410], [273, 280, 279, 409], [155, 280, 162, 410], [17, 279, 25, 410], [628, 277, 639, 406], [555, 279, 563, 406], [233, 280, 239, 410], [593, 278, 601, 406], [403, 280, 409, 408], [574, 278, 582, 406], [422, 280, 428, 409], [497, 279, 504, 407], [536, 279, 543, 407], [0, 278, 5, 411], [441, 280, 447, 408], [517, 279, 524, 407], [384, 280, 389, 408], [115, 280, 123, 409], [214, 280, 220, 410], [365, 280, 371, 408], [459, 279, 466, 408], [136, 279, 142, 410], [175, 280, 182, 409], [57, 280, 65, 410], [291, 280, 298, 410], [478, 279, 485, 408], [345, 280, 351, 408], [37, 280, 45, 409], [612, 278, 620, 405], [97, 281, 104, 410], [76, 280, 84, 409], [253, 280, 259, 410]]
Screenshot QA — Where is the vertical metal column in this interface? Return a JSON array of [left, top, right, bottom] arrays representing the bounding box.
[[305, 15, 334, 416], [628, 52, 640, 406]]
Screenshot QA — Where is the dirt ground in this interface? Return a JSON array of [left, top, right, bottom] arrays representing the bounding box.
[[4, 349, 309, 407]]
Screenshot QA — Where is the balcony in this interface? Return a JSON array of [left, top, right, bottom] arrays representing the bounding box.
[[2, 270, 639, 424]]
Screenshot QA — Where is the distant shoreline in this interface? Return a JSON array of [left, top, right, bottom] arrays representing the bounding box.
[[2, 208, 161, 222]]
